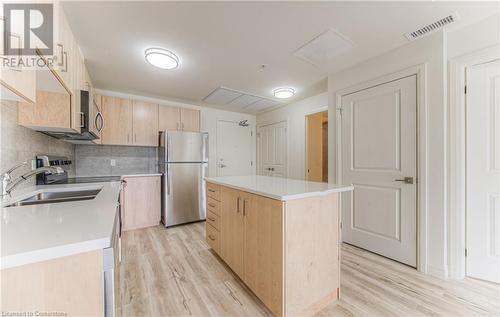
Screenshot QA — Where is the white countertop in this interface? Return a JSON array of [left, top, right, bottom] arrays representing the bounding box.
[[0, 181, 121, 269], [121, 173, 161, 178], [74, 173, 162, 178], [205, 176, 353, 201]]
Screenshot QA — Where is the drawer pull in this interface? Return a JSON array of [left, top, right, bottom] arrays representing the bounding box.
[[208, 217, 216, 221], [208, 203, 216, 208], [208, 189, 216, 193], [208, 234, 216, 241]]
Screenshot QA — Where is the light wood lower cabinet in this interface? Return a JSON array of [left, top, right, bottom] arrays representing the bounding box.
[[0, 250, 104, 316], [207, 182, 340, 317], [122, 176, 161, 231]]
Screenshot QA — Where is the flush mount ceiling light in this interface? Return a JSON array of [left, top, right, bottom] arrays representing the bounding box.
[[273, 87, 294, 99], [145, 48, 179, 69]]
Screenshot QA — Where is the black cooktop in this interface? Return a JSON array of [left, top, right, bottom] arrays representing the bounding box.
[[51, 176, 122, 184]]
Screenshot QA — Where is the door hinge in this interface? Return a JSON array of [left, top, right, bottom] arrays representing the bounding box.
[[464, 85, 467, 94], [340, 221, 342, 229], [337, 106, 343, 116], [465, 248, 468, 257], [250, 161, 253, 166], [251, 131, 253, 137]]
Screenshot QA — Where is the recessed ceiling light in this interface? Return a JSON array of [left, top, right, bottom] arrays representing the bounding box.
[[273, 87, 294, 99], [145, 48, 179, 69]]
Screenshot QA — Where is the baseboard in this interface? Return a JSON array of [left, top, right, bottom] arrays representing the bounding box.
[[426, 264, 448, 279]]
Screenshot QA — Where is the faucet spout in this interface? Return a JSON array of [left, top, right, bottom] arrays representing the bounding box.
[[3, 166, 64, 197]]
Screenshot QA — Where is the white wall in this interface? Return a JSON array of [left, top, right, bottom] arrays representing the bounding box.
[[96, 89, 256, 177], [447, 14, 500, 59], [328, 30, 447, 278], [256, 93, 328, 180]]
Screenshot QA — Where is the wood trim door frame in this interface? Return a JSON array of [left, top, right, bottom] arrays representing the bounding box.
[[305, 106, 329, 182], [332, 64, 428, 273], [256, 120, 288, 177], [448, 44, 500, 279]]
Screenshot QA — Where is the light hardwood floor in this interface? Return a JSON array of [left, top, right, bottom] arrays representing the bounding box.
[[120, 223, 500, 317]]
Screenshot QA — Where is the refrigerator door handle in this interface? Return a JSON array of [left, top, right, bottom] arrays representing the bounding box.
[[166, 163, 171, 195], [167, 134, 172, 163]]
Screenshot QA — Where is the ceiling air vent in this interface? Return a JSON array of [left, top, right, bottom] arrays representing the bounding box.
[[404, 13, 459, 41], [203, 86, 282, 113]]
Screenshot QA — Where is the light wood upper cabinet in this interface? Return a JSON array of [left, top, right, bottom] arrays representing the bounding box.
[[18, 90, 71, 130], [159, 105, 200, 132], [159, 105, 181, 131], [101, 96, 133, 145], [180, 108, 200, 132], [133, 101, 159, 146], [122, 176, 161, 231], [0, 69, 36, 104]]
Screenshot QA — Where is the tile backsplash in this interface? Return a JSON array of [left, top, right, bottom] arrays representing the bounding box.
[[75, 145, 158, 176], [0, 100, 75, 188]]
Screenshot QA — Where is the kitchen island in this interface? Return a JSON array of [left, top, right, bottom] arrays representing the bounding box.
[[204, 176, 353, 317]]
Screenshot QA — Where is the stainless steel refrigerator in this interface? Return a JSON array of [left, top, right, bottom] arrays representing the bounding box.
[[159, 131, 208, 227]]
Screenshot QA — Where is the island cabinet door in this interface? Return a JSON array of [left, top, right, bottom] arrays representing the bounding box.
[[220, 186, 245, 278], [243, 193, 284, 317]]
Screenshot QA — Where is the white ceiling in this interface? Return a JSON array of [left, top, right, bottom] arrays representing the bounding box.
[[63, 1, 498, 114]]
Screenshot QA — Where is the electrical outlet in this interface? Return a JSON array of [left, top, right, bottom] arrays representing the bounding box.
[[110, 159, 116, 166]]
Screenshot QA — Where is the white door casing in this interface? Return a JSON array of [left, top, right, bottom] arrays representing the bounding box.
[[341, 75, 417, 267], [216, 120, 253, 177], [257, 121, 287, 177], [466, 59, 500, 283]]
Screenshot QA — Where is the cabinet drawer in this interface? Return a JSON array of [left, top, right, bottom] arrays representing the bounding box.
[[206, 222, 220, 254], [207, 197, 220, 215], [206, 211, 219, 231], [206, 183, 220, 201]]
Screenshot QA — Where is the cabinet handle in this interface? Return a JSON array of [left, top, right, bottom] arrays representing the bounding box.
[[208, 189, 216, 193], [134, 133, 137, 143], [237, 197, 241, 213], [243, 199, 247, 216], [207, 217, 216, 221], [208, 203, 216, 208], [182, 122, 185, 130], [56, 44, 64, 66], [78, 112, 85, 128], [62, 51, 68, 72], [208, 234, 216, 241]]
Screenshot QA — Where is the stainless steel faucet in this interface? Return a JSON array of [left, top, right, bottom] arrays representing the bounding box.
[[2, 166, 64, 197], [1, 162, 28, 196]]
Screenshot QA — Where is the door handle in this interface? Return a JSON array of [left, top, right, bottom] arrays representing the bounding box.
[[395, 177, 414, 184], [220, 164, 227, 168], [237, 197, 241, 213]]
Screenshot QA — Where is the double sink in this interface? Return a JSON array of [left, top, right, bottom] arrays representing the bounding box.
[[5, 189, 101, 208]]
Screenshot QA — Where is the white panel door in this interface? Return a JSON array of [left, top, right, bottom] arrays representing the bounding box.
[[258, 121, 287, 177], [341, 75, 417, 267], [216, 120, 253, 176], [466, 59, 500, 283]]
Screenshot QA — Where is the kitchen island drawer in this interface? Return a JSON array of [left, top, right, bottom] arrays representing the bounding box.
[[207, 196, 220, 215], [206, 182, 220, 201], [206, 211, 219, 230], [206, 222, 220, 254]]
